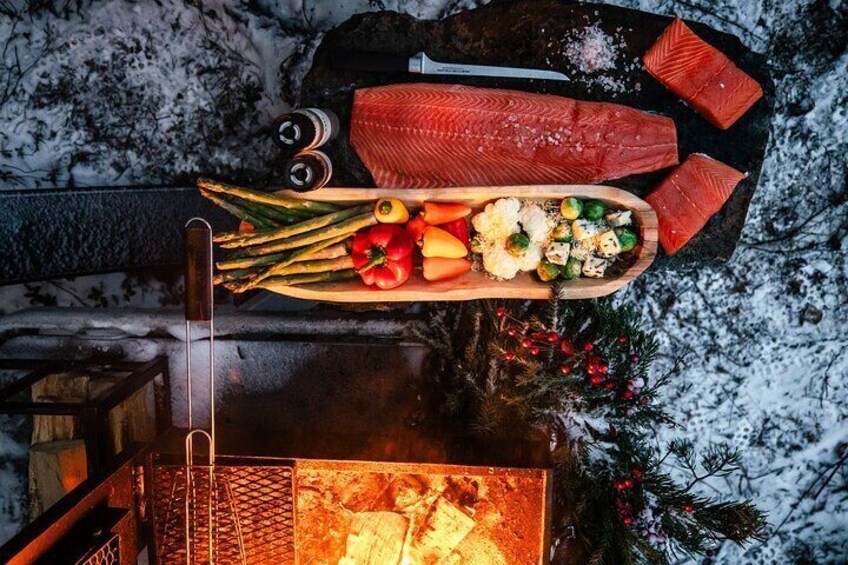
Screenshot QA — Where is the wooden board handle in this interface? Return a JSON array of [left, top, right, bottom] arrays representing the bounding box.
[[184, 223, 212, 321]]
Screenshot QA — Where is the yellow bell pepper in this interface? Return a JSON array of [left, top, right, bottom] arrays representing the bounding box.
[[421, 226, 467, 258], [374, 198, 409, 224]]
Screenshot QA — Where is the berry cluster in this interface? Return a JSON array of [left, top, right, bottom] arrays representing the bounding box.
[[496, 306, 647, 406]]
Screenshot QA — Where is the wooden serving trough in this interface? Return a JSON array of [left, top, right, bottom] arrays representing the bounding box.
[[266, 185, 657, 302]]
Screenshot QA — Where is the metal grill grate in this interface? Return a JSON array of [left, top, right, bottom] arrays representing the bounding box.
[[76, 533, 120, 565], [152, 463, 295, 565]]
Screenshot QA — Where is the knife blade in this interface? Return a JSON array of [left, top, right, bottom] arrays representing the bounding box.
[[332, 50, 569, 82]]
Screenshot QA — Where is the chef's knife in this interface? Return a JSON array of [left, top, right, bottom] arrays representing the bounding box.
[[332, 50, 569, 81]]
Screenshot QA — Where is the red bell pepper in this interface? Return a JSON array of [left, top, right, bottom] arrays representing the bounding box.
[[439, 217, 469, 249], [351, 224, 414, 290], [405, 214, 429, 244]]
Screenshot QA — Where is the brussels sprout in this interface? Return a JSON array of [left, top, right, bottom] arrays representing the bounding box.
[[551, 222, 573, 243], [562, 257, 583, 280], [560, 197, 583, 220], [507, 232, 531, 256], [583, 200, 607, 221], [616, 228, 639, 252], [470, 234, 486, 254], [536, 260, 560, 282]]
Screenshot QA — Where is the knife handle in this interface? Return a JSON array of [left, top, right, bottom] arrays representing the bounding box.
[[331, 50, 411, 73]]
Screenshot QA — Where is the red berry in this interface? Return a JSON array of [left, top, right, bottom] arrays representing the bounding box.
[[507, 327, 517, 336], [583, 342, 594, 352], [623, 517, 632, 526], [586, 363, 597, 375], [618, 336, 628, 344], [590, 375, 603, 385], [599, 363, 609, 375], [605, 382, 615, 390], [630, 354, 639, 363], [560, 364, 571, 375], [684, 504, 694, 513], [547, 331, 559, 343], [521, 338, 533, 348], [622, 390, 633, 400], [530, 346, 540, 356], [504, 351, 515, 361], [560, 340, 575, 355], [496, 307, 506, 318], [623, 478, 633, 489]]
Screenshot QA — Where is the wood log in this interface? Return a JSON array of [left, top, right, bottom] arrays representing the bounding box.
[[31, 373, 155, 455], [28, 440, 87, 519], [30, 372, 90, 444], [89, 378, 155, 454], [406, 496, 476, 563], [447, 529, 506, 564], [339, 511, 408, 565]]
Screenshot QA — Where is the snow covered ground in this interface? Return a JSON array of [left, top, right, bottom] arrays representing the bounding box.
[[1, 0, 846, 563]]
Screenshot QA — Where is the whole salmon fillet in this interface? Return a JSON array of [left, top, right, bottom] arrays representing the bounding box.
[[350, 83, 678, 188], [646, 154, 745, 255], [644, 18, 763, 130]]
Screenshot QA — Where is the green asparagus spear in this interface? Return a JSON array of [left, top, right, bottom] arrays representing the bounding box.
[[215, 243, 347, 271], [199, 192, 278, 230], [214, 256, 353, 285], [230, 233, 353, 292], [216, 205, 372, 248], [236, 213, 376, 257], [213, 268, 261, 285], [197, 177, 340, 215], [256, 269, 358, 290], [208, 190, 307, 224]]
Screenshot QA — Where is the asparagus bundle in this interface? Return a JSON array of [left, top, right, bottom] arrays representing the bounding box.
[[198, 178, 374, 292]]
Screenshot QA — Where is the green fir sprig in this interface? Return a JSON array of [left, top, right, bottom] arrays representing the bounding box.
[[420, 294, 766, 564]]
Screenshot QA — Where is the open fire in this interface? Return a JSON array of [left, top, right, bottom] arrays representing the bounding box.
[[152, 457, 550, 564]]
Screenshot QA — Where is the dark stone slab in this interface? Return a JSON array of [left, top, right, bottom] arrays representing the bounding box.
[[300, 0, 774, 265], [0, 187, 236, 284]]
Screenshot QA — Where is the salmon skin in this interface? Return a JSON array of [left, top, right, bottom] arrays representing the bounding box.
[[643, 18, 763, 130], [350, 83, 678, 188], [646, 154, 745, 255]]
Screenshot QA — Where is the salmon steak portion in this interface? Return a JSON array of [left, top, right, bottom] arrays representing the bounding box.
[[350, 83, 679, 188], [643, 18, 763, 130], [646, 154, 745, 255]]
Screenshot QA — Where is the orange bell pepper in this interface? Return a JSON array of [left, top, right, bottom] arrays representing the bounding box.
[[421, 226, 467, 258], [423, 257, 472, 281], [421, 201, 471, 225]]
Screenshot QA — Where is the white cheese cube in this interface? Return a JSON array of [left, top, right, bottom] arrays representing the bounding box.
[[605, 211, 632, 227], [596, 231, 622, 257], [545, 242, 571, 265], [571, 219, 603, 241], [570, 238, 596, 261], [582, 257, 608, 278]]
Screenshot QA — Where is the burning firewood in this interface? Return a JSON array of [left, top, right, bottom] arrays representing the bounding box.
[[339, 511, 408, 565]]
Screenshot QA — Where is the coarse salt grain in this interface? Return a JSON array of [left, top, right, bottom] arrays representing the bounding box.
[[563, 24, 618, 74]]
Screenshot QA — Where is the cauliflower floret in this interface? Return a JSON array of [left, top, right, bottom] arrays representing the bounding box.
[[472, 198, 521, 241], [519, 243, 544, 272], [519, 203, 554, 244], [482, 247, 522, 280], [494, 197, 522, 220]]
